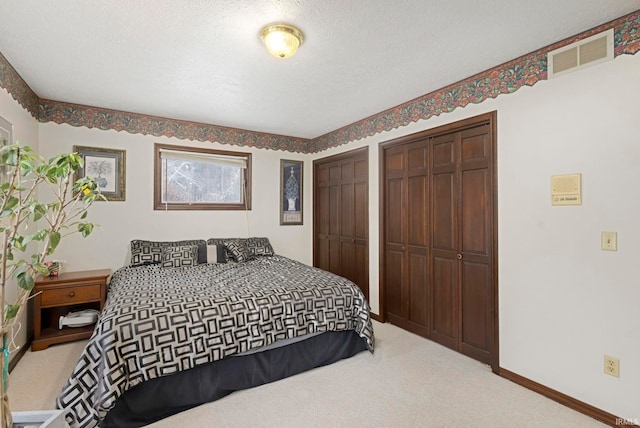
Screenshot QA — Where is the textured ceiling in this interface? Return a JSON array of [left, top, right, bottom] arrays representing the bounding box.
[[0, 1, 639, 139]]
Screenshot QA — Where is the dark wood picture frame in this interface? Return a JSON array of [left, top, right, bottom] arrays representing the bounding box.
[[280, 159, 303, 225], [74, 146, 126, 201], [0, 115, 13, 182]]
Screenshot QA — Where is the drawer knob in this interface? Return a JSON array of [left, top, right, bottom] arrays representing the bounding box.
[[69, 291, 75, 297]]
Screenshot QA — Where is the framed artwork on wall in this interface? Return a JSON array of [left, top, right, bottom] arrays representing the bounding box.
[[74, 146, 126, 201], [0, 115, 13, 182], [280, 159, 303, 225]]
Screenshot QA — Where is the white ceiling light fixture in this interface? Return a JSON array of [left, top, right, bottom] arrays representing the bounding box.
[[260, 23, 304, 59]]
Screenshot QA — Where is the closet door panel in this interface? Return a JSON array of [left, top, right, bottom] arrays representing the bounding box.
[[460, 260, 491, 364], [328, 184, 341, 274], [407, 172, 428, 332], [353, 179, 369, 300], [354, 181, 368, 240], [407, 143, 428, 173], [340, 240, 354, 283], [386, 178, 404, 246], [314, 174, 330, 271], [432, 135, 455, 169], [432, 172, 455, 251], [408, 251, 428, 332], [459, 125, 492, 364], [354, 242, 369, 301], [385, 249, 405, 323], [408, 176, 428, 247], [385, 169, 405, 322], [431, 256, 457, 348], [461, 169, 489, 255], [340, 181, 354, 280], [460, 125, 490, 164], [340, 183, 353, 238]]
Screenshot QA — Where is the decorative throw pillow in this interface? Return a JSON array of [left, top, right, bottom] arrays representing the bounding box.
[[160, 245, 198, 268], [207, 238, 246, 261], [130, 239, 206, 266], [196, 243, 207, 264], [206, 238, 228, 247], [224, 239, 251, 263], [206, 244, 227, 264], [245, 237, 274, 257]]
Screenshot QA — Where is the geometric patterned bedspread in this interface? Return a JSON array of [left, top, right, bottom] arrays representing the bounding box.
[[55, 255, 375, 428]]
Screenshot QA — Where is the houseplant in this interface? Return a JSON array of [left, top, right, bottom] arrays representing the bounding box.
[[0, 143, 103, 427]]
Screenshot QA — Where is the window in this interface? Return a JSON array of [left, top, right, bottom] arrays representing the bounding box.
[[154, 143, 251, 210]]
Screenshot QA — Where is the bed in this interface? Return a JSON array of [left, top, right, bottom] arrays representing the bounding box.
[[55, 238, 375, 428]]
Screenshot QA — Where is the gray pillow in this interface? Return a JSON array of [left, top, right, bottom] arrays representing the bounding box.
[[246, 237, 274, 257], [205, 244, 227, 264], [130, 239, 206, 266], [224, 239, 251, 263], [160, 245, 198, 268]]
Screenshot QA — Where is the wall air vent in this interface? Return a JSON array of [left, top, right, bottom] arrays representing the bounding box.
[[547, 29, 613, 79]]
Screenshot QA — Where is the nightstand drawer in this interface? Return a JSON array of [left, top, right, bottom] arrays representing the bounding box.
[[40, 284, 102, 307]]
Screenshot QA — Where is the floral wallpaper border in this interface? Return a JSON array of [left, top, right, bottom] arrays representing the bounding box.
[[37, 99, 312, 153], [313, 10, 640, 152], [0, 11, 638, 154], [0, 52, 39, 118]]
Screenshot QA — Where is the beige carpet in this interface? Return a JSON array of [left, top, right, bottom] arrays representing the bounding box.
[[9, 321, 605, 427]]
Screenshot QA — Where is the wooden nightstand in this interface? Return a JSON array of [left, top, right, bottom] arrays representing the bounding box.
[[31, 269, 111, 351]]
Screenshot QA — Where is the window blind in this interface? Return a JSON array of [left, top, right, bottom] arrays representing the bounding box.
[[159, 148, 247, 168]]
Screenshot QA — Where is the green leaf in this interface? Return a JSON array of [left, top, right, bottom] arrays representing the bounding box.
[[16, 271, 34, 291], [78, 222, 94, 237], [5, 304, 21, 321], [80, 210, 88, 219], [49, 231, 61, 251], [32, 203, 47, 222], [33, 262, 50, 276], [48, 201, 61, 212], [4, 196, 19, 210], [2, 148, 18, 166], [23, 229, 47, 245], [10, 236, 26, 251]]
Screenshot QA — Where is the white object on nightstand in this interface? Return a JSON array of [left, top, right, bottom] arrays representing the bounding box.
[[58, 309, 100, 329]]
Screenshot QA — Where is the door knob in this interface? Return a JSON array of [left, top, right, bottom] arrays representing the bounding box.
[[457, 254, 463, 260]]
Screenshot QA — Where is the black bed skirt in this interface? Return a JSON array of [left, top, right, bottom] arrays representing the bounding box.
[[102, 330, 368, 427]]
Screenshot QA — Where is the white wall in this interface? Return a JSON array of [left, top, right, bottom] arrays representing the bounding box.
[[311, 53, 640, 418], [37, 124, 312, 272], [2, 50, 638, 419], [0, 88, 39, 360]]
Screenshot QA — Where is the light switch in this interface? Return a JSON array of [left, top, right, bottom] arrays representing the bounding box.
[[601, 231, 617, 251]]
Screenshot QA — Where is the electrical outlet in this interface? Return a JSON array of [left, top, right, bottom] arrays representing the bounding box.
[[604, 355, 620, 377]]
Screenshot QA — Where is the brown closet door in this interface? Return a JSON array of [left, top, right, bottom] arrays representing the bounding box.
[[458, 124, 492, 364], [383, 144, 406, 325], [381, 112, 497, 370], [313, 148, 369, 300], [430, 123, 493, 365], [383, 140, 429, 336], [314, 162, 341, 274], [350, 157, 369, 300], [314, 163, 331, 271], [430, 132, 458, 350]]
